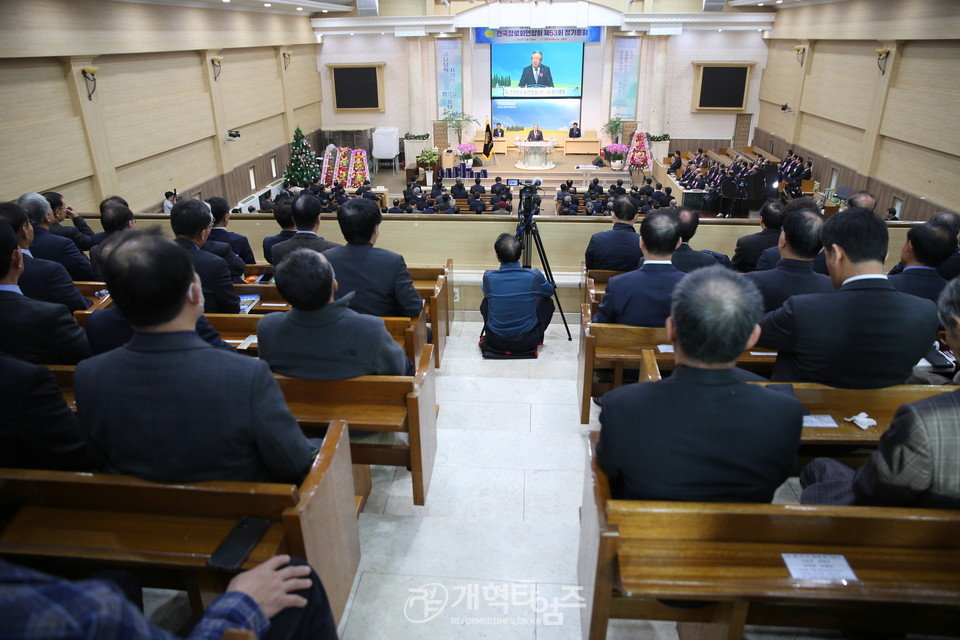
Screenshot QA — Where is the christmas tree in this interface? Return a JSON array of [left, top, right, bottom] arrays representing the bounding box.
[[283, 126, 320, 186]]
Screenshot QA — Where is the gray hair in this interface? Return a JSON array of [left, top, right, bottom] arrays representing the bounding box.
[[17, 192, 51, 225], [937, 277, 960, 335], [671, 266, 763, 365]]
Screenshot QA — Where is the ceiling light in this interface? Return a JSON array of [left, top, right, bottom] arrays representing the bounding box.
[[776, 0, 783, 3], [297, 6, 303, 9], [222, 0, 230, 3], [264, 3, 271, 6], [718, 29, 723, 32], [322, 8, 328, 12]]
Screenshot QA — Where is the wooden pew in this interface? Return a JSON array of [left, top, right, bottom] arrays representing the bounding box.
[[579, 264, 623, 307], [409, 258, 454, 337], [72, 281, 112, 311], [243, 263, 273, 283], [0, 420, 360, 624], [578, 431, 960, 640], [746, 144, 781, 164]]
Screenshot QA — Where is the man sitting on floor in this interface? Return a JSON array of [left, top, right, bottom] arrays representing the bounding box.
[[596, 267, 803, 502], [480, 233, 555, 356]]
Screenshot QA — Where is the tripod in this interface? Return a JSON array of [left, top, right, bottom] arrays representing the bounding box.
[[517, 203, 572, 342]]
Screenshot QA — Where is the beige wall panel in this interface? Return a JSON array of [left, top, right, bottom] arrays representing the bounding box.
[[874, 137, 960, 213], [893, 41, 960, 94], [758, 42, 799, 105], [0, 0, 317, 58], [96, 51, 207, 106], [796, 113, 863, 168], [293, 104, 323, 135], [770, 0, 960, 42], [286, 45, 323, 108], [103, 93, 216, 167], [222, 115, 286, 173], [800, 42, 876, 130], [0, 117, 93, 201], [0, 58, 75, 126], [52, 177, 99, 215], [756, 100, 794, 141], [220, 49, 285, 130], [116, 138, 219, 211], [880, 88, 960, 156]]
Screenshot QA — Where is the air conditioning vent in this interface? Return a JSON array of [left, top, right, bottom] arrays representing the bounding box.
[[356, 0, 379, 17], [703, 0, 726, 11]]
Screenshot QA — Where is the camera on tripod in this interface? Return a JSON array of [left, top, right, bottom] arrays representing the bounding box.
[[518, 177, 543, 230]]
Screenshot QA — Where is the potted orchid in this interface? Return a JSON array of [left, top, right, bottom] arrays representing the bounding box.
[[605, 143, 630, 170], [457, 142, 477, 163]]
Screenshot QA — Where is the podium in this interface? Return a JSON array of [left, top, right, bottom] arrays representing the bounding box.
[[516, 140, 557, 170]]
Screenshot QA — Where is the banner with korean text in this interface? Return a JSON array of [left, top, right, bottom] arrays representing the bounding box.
[[611, 37, 641, 120], [436, 38, 463, 117]]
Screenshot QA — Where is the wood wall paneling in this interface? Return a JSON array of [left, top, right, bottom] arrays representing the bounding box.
[[893, 40, 960, 94], [0, 117, 94, 201], [116, 138, 220, 209], [758, 41, 799, 106], [285, 45, 323, 109], [874, 136, 960, 214], [796, 112, 864, 168], [880, 88, 959, 156], [799, 41, 877, 131], [221, 48, 286, 131], [293, 104, 323, 137], [770, 0, 960, 43]]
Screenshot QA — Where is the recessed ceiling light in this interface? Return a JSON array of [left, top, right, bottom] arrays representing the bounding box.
[[222, 0, 230, 3], [322, 8, 328, 12], [350, 32, 354, 35], [297, 6, 303, 10], [381, 32, 385, 35], [776, 0, 783, 3], [264, 3, 271, 6]]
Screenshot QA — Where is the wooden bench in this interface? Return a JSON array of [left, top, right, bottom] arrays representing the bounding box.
[[0, 420, 360, 624], [242, 263, 273, 283], [72, 281, 112, 311], [578, 431, 960, 640], [409, 258, 454, 338], [579, 264, 623, 307], [746, 144, 781, 164]]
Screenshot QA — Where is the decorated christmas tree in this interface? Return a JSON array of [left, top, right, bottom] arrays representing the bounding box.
[[283, 126, 320, 186]]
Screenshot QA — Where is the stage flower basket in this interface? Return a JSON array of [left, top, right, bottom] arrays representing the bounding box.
[[346, 149, 370, 189], [457, 142, 477, 163], [626, 132, 652, 174], [333, 147, 351, 185]]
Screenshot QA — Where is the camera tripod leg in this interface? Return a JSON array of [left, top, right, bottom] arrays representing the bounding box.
[[524, 223, 572, 342]]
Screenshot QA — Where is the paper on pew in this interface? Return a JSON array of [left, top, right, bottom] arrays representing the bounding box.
[[803, 415, 838, 428], [782, 553, 858, 582], [657, 344, 674, 353], [238, 335, 258, 350]]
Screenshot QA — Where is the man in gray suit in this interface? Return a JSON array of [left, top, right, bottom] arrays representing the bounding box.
[[257, 249, 411, 381], [75, 231, 312, 484], [269, 193, 340, 265]]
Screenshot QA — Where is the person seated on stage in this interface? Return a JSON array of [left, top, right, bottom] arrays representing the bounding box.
[[387, 198, 405, 214], [493, 122, 505, 138], [640, 207, 716, 274], [731, 199, 785, 273], [584, 197, 643, 271], [526, 124, 544, 142], [171, 199, 240, 314], [596, 266, 803, 502], [756, 208, 939, 388], [745, 204, 834, 313], [257, 249, 412, 382], [470, 177, 486, 197], [480, 233, 555, 354], [17, 192, 95, 281], [693, 148, 705, 165], [491, 176, 506, 198], [518, 51, 553, 87], [0, 203, 91, 313], [667, 152, 682, 174], [887, 222, 954, 304], [568, 122, 581, 139], [451, 179, 469, 200], [270, 194, 341, 266], [43, 191, 95, 251]]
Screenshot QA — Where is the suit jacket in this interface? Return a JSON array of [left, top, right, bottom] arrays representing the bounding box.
[[756, 245, 829, 275], [262, 229, 297, 265], [593, 263, 686, 327], [0, 353, 88, 471], [744, 258, 835, 313], [0, 290, 91, 364], [29, 227, 95, 281], [20, 254, 91, 312], [208, 227, 256, 265], [257, 295, 409, 382], [323, 243, 424, 318], [584, 223, 642, 272], [174, 238, 239, 314], [568, 127, 581, 138], [888, 267, 948, 304], [50, 217, 96, 251], [202, 239, 245, 283], [669, 243, 716, 274], [731, 227, 781, 273], [493, 128, 505, 138], [75, 331, 312, 483], [757, 278, 939, 388], [270, 232, 341, 265], [518, 64, 553, 87], [85, 306, 233, 355], [526, 129, 544, 142], [596, 366, 803, 502]]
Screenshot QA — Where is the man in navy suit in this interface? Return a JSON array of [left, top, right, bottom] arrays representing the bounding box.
[[584, 198, 641, 271], [90, 203, 136, 278], [594, 210, 686, 327], [170, 199, 240, 314], [18, 192, 95, 281], [757, 208, 939, 388], [206, 197, 256, 264], [745, 204, 834, 313], [263, 197, 297, 264], [270, 194, 341, 266], [44, 191, 96, 251], [731, 199, 784, 273], [663, 207, 716, 274], [667, 153, 682, 174], [568, 122, 581, 139], [887, 222, 953, 304], [0, 203, 90, 313], [518, 51, 554, 87], [493, 123, 505, 138], [526, 124, 544, 142]]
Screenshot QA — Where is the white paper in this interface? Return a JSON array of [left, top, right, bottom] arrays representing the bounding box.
[[260, 302, 288, 307], [782, 553, 858, 582], [657, 344, 674, 353], [749, 351, 774, 356], [803, 415, 838, 428], [237, 335, 258, 350]]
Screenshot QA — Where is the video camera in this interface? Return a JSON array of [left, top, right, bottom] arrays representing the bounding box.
[[517, 177, 543, 233]]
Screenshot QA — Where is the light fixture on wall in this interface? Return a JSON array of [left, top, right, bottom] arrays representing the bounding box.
[[81, 66, 98, 100], [780, 103, 794, 113], [876, 48, 890, 75], [211, 56, 223, 81], [282, 50, 293, 70], [794, 45, 806, 66]]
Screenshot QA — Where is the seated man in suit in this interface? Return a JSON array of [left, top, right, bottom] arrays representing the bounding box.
[[667, 152, 682, 174], [43, 191, 95, 251], [597, 267, 804, 501], [258, 249, 411, 381], [0, 221, 90, 364], [0, 203, 90, 313], [757, 208, 939, 388], [206, 196, 256, 265], [800, 276, 960, 509], [17, 192, 95, 281], [270, 193, 341, 265], [584, 196, 642, 271], [323, 197, 424, 320], [642, 206, 716, 274], [387, 198, 405, 214], [518, 51, 553, 87], [262, 195, 297, 264], [470, 177, 486, 197], [887, 222, 953, 304], [171, 199, 240, 314], [526, 124, 544, 142], [568, 122, 581, 139], [731, 199, 785, 273], [90, 203, 135, 278], [754, 198, 829, 275], [888, 211, 960, 281], [451, 180, 469, 200], [745, 204, 834, 313], [493, 123, 505, 138], [594, 210, 686, 327], [76, 230, 313, 484]]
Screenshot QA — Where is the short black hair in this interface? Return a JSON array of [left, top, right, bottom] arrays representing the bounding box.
[[273, 197, 295, 230], [292, 193, 322, 230], [610, 197, 637, 222], [170, 199, 213, 237], [640, 210, 681, 256], [674, 207, 699, 242], [164, 191, 175, 199], [100, 196, 129, 216], [0, 220, 17, 280], [0, 202, 29, 236], [759, 199, 785, 229], [42, 191, 64, 211], [275, 249, 334, 311], [671, 267, 762, 365], [101, 205, 134, 234], [494, 233, 522, 263], [782, 208, 824, 260], [909, 223, 955, 268], [205, 197, 230, 224], [102, 230, 194, 328], [338, 197, 381, 244], [821, 207, 888, 264]]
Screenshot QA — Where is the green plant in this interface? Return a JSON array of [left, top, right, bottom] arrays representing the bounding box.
[[282, 125, 319, 187], [441, 110, 481, 145], [648, 133, 671, 142], [404, 132, 430, 140], [416, 147, 439, 168], [601, 117, 624, 143]]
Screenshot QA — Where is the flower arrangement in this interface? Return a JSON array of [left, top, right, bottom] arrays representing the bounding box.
[[346, 149, 370, 188], [627, 132, 652, 173], [648, 133, 671, 142], [404, 132, 430, 140], [333, 147, 351, 185], [604, 143, 630, 161], [457, 142, 477, 161]]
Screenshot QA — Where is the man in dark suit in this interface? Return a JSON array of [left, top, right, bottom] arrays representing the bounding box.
[[493, 123, 505, 138], [887, 211, 960, 281], [43, 191, 96, 251], [757, 208, 939, 388], [18, 192, 95, 281], [888, 222, 953, 304], [661, 207, 716, 274], [262, 196, 297, 264], [526, 124, 544, 141], [518, 51, 554, 87], [594, 210, 686, 327], [597, 267, 804, 502], [470, 177, 486, 197], [323, 198, 424, 319], [75, 230, 313, 484], [90, 203, 136, 278], [206, 197, 256, 264], [584, 197, 642, 271], [0, 203, 90, 313], [170, 199, 240, 314], [731, 199, 785, 273], [386, 199, 404, 214], [270, 194, 341, 265], [490, 177, 506, 198], [667, 153, 682, 174], [568, 122, 581, 138], [745, 205, 834, 313], [0, 221, 90, 364]]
